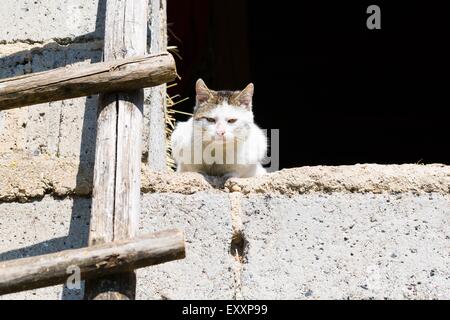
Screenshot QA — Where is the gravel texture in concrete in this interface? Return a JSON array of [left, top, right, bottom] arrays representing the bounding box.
[[1, 191, 449, 300], [0, 193, 236, 300], [239, 193, 450, 299]]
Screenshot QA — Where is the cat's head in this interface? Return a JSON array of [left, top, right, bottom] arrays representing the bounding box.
[[193, 79, 255, 143]]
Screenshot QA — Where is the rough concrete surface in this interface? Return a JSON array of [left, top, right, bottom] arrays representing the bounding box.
[[0, 0, 104, 43], [0, 196, 91, 299], [225, 164, 450, 196], [0, 153, 93, 201], [0, 154, 218, 201], [0, 0, 164, 173], [1, 155, 449, 202], [240, 193, 450, 299], [0, 43, 102, 161], [136, 193, 235, 300], [0, 1, 106, 165], [0, 191, 449, 300], [0, 193, 236, 300]]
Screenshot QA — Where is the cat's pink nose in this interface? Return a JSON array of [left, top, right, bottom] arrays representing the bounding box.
[[216, 128, 226, 136]]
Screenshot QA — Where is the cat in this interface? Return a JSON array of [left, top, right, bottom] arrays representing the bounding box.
[[171, 79, 267, 178]]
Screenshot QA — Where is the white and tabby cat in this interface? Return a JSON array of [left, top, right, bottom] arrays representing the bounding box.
[[171, 79, 267, 178]]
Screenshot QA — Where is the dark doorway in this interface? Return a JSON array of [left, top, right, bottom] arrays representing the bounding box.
[[168, 1, 450, 169]]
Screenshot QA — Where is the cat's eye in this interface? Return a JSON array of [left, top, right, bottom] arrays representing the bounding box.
[[204, 117, 216, 123], [228, 119, 237, 124]]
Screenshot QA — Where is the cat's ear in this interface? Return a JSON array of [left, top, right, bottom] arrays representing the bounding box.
[[195, 79, 212, 105], [236, 83, 254, 109]]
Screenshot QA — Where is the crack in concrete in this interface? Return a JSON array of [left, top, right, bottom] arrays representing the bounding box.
[[0, 36, 104, 46], [229, 192, 245, 300], [56, 100, 64, 158], [0, 39, 103, 58]]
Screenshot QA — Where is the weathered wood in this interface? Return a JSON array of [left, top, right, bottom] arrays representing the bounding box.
[[0, 229, 185, 296], [114, 91, 144, 239], [0, 53, 176, 111], [89, 94, 117, 247], [147, 0, 168, 170], [85, 0, 150, 300]]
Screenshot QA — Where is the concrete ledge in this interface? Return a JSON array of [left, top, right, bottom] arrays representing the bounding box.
[[0, 154, 92, 202], [225, 164, 450, 196], [0, 154, 215, 201], [1, 154, 449, 201]]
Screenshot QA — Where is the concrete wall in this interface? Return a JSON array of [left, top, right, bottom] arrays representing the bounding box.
[[0, 0, 157, 168], [1, 165, 449, 300], [1, 1, 449, 300]]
